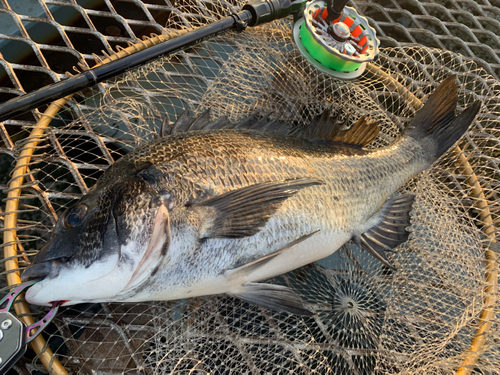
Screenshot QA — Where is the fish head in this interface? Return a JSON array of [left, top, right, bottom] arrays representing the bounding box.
[[23, 174, 171, 306]]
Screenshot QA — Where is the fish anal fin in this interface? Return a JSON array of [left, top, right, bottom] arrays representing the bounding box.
[[195, 179, 323, 239], [229, 282, 315, 316], [332, 115, 380, 147], [355, 193, 415, 269]]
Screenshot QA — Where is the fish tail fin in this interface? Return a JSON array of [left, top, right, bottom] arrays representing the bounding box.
[[405, 75, 481, 161]]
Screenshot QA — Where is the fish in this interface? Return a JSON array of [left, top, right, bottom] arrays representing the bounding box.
[[22, 76, 480, 315]]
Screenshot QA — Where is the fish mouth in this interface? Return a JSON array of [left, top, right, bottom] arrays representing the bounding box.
[[21, 259, 64, 282]]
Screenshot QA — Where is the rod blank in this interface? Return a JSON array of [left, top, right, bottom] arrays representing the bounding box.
[[0, 12, 252, 123]]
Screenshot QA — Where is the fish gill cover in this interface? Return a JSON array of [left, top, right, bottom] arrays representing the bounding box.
[[0, 0, 499, 374]]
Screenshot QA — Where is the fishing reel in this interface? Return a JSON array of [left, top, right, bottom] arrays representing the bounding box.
[[292, 0, 380, 79]]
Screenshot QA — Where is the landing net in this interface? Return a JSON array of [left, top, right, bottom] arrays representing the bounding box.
[[1, 0, 498, 374]]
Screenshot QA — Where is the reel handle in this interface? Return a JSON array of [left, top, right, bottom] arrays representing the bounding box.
[[243, 0, 292, 27], [327, 0, 350, 23]]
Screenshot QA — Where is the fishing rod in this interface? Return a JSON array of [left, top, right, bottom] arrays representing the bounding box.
[[0, 0, 305, 123], [0, 0, 378, 122]]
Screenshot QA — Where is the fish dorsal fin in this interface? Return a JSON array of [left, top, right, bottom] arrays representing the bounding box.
[[161, 109, 231, 136], [162, 109, 190, 136], [193, 178, 323, 239], [186, 109, 211, 131], [301, 109, 338, 140], [300, 112, 379, 146], [162, 109, 379, 146], [332, 116, 380, 147], [354, 193, 415, 269]]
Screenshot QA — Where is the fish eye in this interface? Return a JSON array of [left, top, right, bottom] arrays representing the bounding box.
[[63, 205, 87, 229]]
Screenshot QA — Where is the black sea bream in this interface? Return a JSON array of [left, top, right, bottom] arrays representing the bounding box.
[[23, 76, 480, 315]]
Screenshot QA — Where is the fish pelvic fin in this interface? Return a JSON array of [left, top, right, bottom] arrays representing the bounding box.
[[225, 231, 319, 278], [405, 75, 481, 161], [194, 179, 323, 239], [228, 283, 315, 316], [224, 232, 319, 316], [354, 193, 415, 269]]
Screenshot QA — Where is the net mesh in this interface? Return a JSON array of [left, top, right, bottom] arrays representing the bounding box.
[[1, 0, 499, 374]]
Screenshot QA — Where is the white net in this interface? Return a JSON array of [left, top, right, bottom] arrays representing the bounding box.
[[1, 0, 499, 374]]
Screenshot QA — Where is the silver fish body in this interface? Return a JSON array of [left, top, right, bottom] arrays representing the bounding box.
[[23, 76, 481, 315], [113, 131, 421, 298]]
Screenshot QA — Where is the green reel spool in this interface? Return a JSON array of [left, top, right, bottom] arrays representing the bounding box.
[[293, 0, 380, 79]]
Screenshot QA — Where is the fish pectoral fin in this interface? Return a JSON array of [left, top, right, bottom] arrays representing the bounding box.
[[225, 231, 319, 279], [194, 179, 323, 239], [228, 282, 315, 316], [354, 193, 416, 269]]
